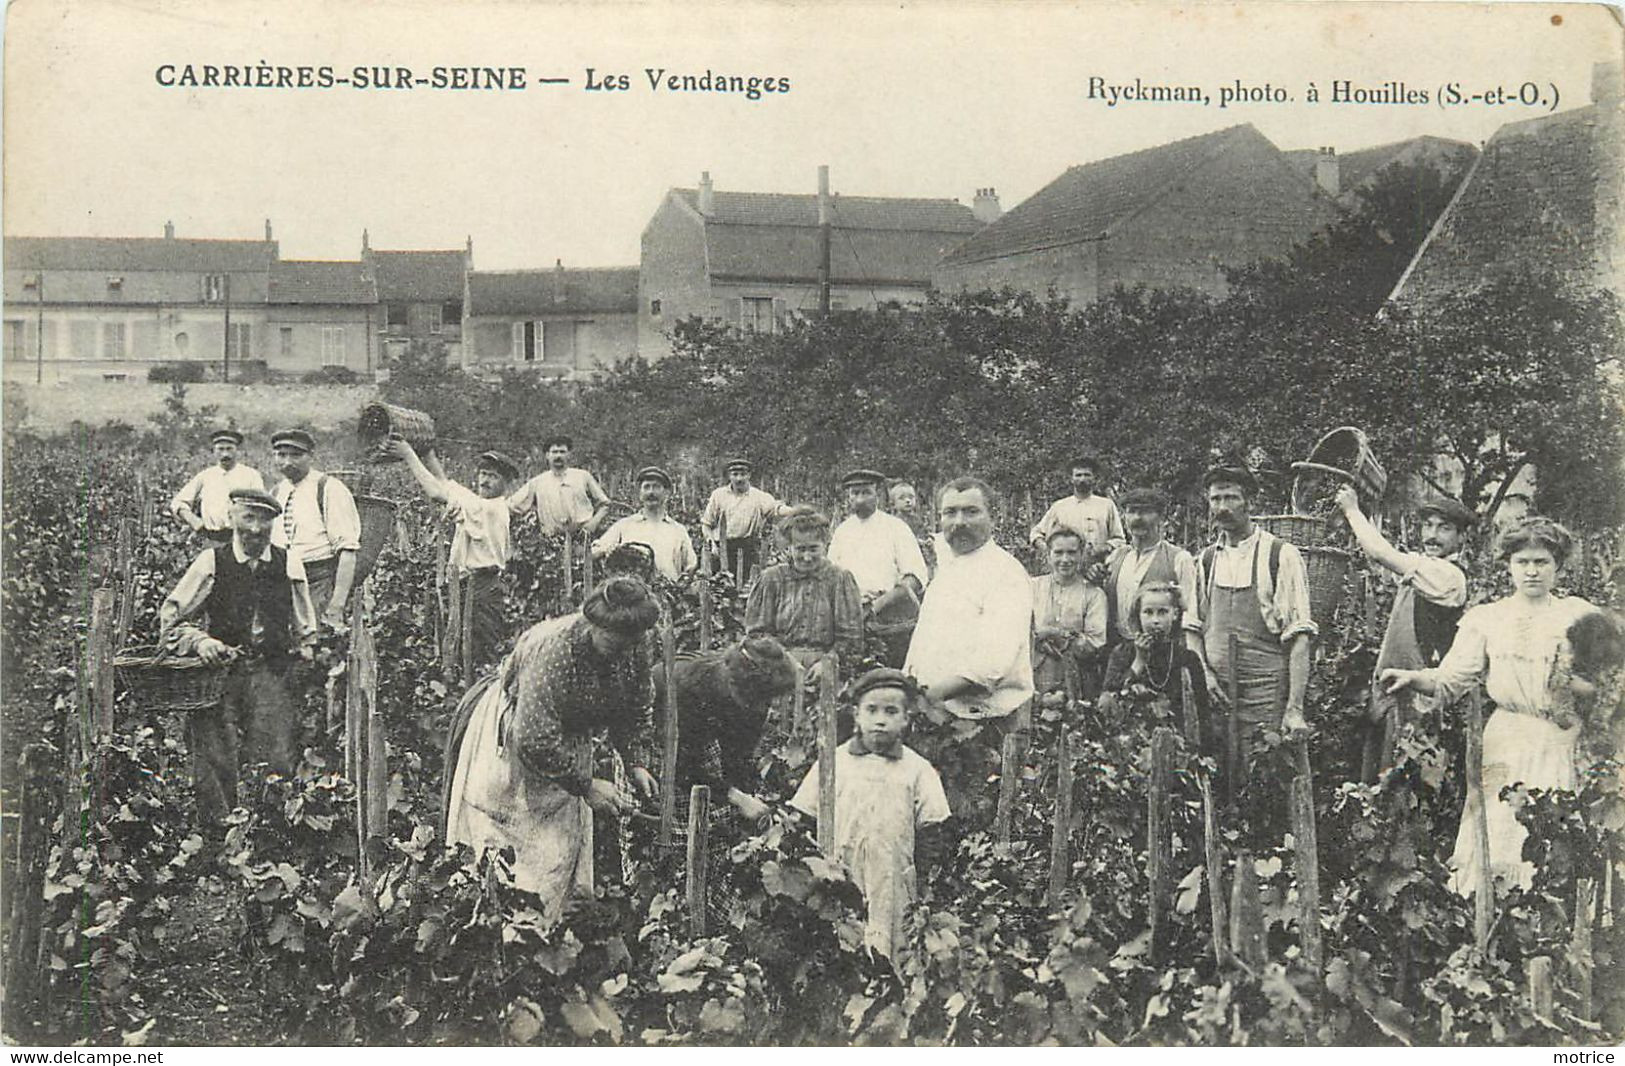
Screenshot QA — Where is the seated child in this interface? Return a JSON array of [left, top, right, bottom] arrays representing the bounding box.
[[790, 668, 950, 957], [1101, 582, 1210, 737]]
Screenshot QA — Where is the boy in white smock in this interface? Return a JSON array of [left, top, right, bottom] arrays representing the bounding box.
[[790, 668, 950, 957]]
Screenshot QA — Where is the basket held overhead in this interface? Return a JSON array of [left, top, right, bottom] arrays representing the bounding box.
[[1290, 427, 1385, 515], [358, 402, 436, 463]]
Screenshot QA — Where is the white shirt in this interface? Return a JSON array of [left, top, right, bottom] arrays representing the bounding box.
[[508, 467, 609, 535], [159, 538, 316, 651], [1030, 494, 1126, 554], [1111, 541, 1202, 636], [444, 480, 512, 573], [170, 463, 266, 531], [1196, 528, 1318, 642], [270, 469, 362, 564], [828, 510, 929, 601], [592, 512, 697, 581], [701, 485, 785, 541], [905, 537, 1034, 718]]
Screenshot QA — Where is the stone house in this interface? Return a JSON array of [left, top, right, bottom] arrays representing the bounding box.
[[463, 263, 639, 379], [265, 259, 380, 376], [362, 233, 470, 364]]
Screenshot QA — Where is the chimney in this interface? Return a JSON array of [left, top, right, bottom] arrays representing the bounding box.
[[465, 235, 474, 270], [264, 218, 273, 240], [972, 187, 1002, 224], [361, 228, 370, 255], [554, 258, 566, 305], [163, 220, 175, 239], [1314, 146, 1340, 197], [698, 171, 715, 217]]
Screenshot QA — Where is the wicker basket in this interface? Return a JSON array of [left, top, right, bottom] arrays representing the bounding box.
[[1300, 547, 1352, 632], [1255, 513, 1345, 549], [1291, 426, 1386, 514], [114, 646, 230, 711], [358, 402, 436, 463]]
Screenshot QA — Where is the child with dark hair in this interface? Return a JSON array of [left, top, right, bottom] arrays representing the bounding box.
[[791, 668, 950, 957]]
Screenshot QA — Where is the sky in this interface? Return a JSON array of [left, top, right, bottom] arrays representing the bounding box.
[[3, 0, 1621, 270]]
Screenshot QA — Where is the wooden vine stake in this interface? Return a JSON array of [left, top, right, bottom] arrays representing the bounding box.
[[659, 620, 679, 847], [443, 566, 463, 678], [1465, 687, 1494, 958], [698, 538, 714, 649], [581, 530, 594, 595], [1528, 956, 1554, 1022], [1284, 671, 1322, 975], [460, 575, 475, 684], [115, 519, 138, 649], [1047, 660, 1079, 908], [1229, 852, 1267, 970], [1181, 667, 1229, 967], [6, 744, 53, 1015], [816, 657, 838, 853], [1147, 727, 1176, 957], [89, 588, 116, 742], [561, 528, 575, 608], [1572, 878, 1596, 1023], [686, 784, 711, 938], [994, 700, 1027, 849], [718, 513, 730, 585], [1224, 633, 1241, 809]]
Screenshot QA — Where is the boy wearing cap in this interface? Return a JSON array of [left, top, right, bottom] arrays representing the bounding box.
[[790, 668, 950, 957], [700, 458, 791, 580], [160, 488, 317, 825], [1335, 485, 1472, 779], [591, 466, 697, 582], [1030, 457, 1126, 561], [269, 429, 361, 628], [171, 429, 266, 543], [507, 434, 611, 538], [386, 436, 519, 666]]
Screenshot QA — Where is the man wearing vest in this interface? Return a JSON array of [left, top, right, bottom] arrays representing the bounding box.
[[1196, 464, 1317, 811], [170, 429, 266, 544], [269, 429, 361, 628], [160, 488, 317, 825], [1103, 487, 1203, 653], [1335, 485, 1472, 781]]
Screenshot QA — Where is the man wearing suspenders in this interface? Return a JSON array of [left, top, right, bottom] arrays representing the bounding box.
[[269, 429, 361, 629]]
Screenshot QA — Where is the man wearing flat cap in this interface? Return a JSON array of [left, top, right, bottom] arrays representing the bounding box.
[[828, 468, 929, 665], [592, 466, 697, 582], [507, 433, 611, 539], [1103, 487, 1203, 651], [268, 429, 361, 628], [386, 435, 519, 667], [171, 428, 266, 544], [701, 458, 791, 581], [1195, 463, 1317, 807], [1335, 485, 1473, 780], [161, 488, 317, 826]]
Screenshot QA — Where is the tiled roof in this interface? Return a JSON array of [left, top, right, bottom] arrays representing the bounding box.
[[267, 260, 377, 304], [941, 125, 1290, 266], [1391, 104, 1621, 302], [3, 236, 278, 272], [1282, 136, 1478, 196], [670, 189, 980, 285], [368, 249, 466, 302], [467, 267, 638, 316]]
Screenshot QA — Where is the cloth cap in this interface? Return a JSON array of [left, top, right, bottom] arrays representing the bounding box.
[[840, 468, 886, 489], [476, 450, 520, 481], [844, 667, 922, 705], [1416, 496, 1476, 530], [229, 488, 281, 515], [725, 458, 753, 473], [1119, 487, 1166, 512], [635, 465, 673, 490], [270, 429, 315, 453], [210, 429, 244, 446]]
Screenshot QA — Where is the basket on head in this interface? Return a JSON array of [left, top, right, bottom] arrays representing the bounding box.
[[1291, 427, 1386, 515], [356, 495, 398, 581], [114, 645, 230, 712], [358, 402, 436, 463]]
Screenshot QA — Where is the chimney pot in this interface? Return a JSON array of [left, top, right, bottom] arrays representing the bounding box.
[[362, 228, 370, 254], [264, 218, 273, 240], [972, 187, 1002, 225], [163, 221, 175, 239]]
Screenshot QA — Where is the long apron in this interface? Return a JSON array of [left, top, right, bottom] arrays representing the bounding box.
[[1203, 543, 1286, 786], [443, 675, 594, 915]]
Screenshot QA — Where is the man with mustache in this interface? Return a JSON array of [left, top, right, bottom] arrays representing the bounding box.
[[268, 429, 360, 629], [828, 469, 929, 666], [1195, 464, 1316, 806], [1335, 485, 1472, 780], [1103, 487, 1202, 652], [507, 434, 611, 538], [591, 465, 697, 582], [905, 477, 1033, 721], [1029, 457, 1126, 568], [160, 488, 317, 825], [701, 458, 791, 580], [170, 428, 266, 544]]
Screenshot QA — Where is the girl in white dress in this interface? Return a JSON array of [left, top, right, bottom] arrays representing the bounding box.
[[1382, 516, 1598, 897]]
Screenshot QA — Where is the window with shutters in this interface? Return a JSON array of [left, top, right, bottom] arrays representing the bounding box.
[[426, 304, 443, 334], [102, 321, 127, 359], [321, 327, 346, 366], [741, 296, 776, 334], [513, 320, 541, 362], [4, 320, 23, 360], [202, 275, 227, 302], [227, 322, 252, 361]]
